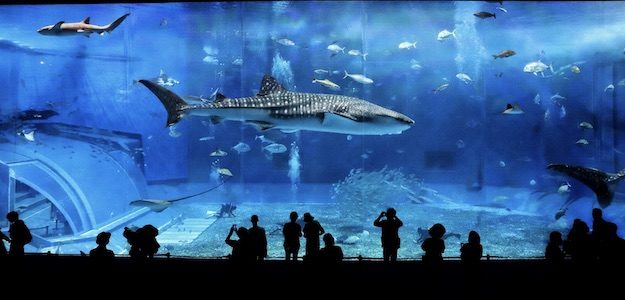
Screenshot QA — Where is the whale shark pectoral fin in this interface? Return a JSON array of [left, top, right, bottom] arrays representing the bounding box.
[[331, 111, 360, 122], [52, 21, 64, 32], [257, 75, 285, 96], [246, 120, 275, 131]]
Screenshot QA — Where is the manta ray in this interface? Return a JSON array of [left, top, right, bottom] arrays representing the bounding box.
[[138, 74, 414, 135], [547, 163, 625, 208], [130, 179, 228, 212]]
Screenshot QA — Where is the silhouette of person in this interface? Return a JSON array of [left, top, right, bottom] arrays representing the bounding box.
[[545, 231, 564, 263], [598, 222, 625, 262], [564, 218, 593, 262], [248, 215, 267, 261], [0, 228, 10, 256], [225, 224, 253, 262], [373, 207, 403, 262], [319, 233, 343, 263], [90, 231, 115, 259], [421, 223, 446, 263], [6, 211, 31, 256], [460, 230, 483, 264], [283, 211, 302, 261], [591, 207, 608, 259], [123, 226, 141, 259], [302, 212, 325, 262], [137, 224, 160, 259]]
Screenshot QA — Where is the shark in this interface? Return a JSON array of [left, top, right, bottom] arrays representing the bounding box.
[[138, 75, 414, 135], [37, 13, 130, 37], [129, 179, 228, 212], [547, 163, 625, 208]]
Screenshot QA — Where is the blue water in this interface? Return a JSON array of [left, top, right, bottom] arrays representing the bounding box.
[[2, 1, 625, 258]]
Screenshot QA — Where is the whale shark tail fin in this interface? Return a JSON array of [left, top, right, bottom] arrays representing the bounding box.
[[139, 79, 187, 127], [105, 13, 130, 33], [547, 163, 625, 208]]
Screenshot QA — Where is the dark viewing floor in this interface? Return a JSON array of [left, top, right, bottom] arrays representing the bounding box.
[[2, 255, 621, 296]]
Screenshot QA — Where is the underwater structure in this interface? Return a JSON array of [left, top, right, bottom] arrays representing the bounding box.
[[1, 1, 625, 260]]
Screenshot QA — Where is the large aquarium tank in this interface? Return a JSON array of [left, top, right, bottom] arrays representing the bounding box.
[[1, 0, 625, 259]]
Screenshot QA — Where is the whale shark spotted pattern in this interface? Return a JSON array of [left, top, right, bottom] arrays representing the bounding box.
[[547, 163, 625, 208], [139, 75, 414, 135]]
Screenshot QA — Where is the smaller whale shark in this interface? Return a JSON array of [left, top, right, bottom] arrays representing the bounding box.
[[37, 13, 130, 37], [547, 163, 625, 208]]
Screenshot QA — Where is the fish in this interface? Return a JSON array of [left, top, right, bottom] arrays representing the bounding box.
[[327, 42, 345, 56], [558, 182, 572, 194], [314, 69, 330, 74], [437, 29, 456, 41], [312, 78, 341, 91], [571, 65, 581, 74], [576, 138, 589, 145], [210, 149, 228, 156], [138, 75, 413, 135], [217, 168, 233, 176], [232, 58, 243, 66], [343, 71, 373, 84], [555, 207, 567, 220], [432, 83, 449, 93], [18, 130, 35, 142], [473, 11, 496, 19], [559, 105, 567, 119], [499, 161, 506, 167], [456, 73, 472, 84], [523, 60, 553, 77], [37, 13, 130, 37], [605, 84, 615, 92], [276, 38, 295, 46], [496, 7, 508, 13], [533, 93, 541, 105], [579, 122, 594, 129], [255, 135, 276, 144], [618, 79, 625, 86], [263, 143, 287, 154], [347, 49, 368, 60], [547, 163, 625, 208], [550, 93, 566, 103], [17, 109, 59, 121], [199, 136, 214, 141], [493, 49, 516, 59], [398, 41, 417, 49], [502, 103, 524, 114], [409, 59, 423, 70], [231, 142, 250, 154], [130, 179, 228, 212]]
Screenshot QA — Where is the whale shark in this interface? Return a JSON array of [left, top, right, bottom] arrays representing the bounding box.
[[547, 163, 625, 208], [138, 75, 414, 135], [37, 13, 130, 37]]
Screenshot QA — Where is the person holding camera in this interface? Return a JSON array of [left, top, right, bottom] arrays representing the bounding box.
[[373, 207, 403, 262], [225, 224, 252, 262]]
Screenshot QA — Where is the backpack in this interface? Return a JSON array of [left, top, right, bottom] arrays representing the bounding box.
[[24, 227, 32, 244]]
